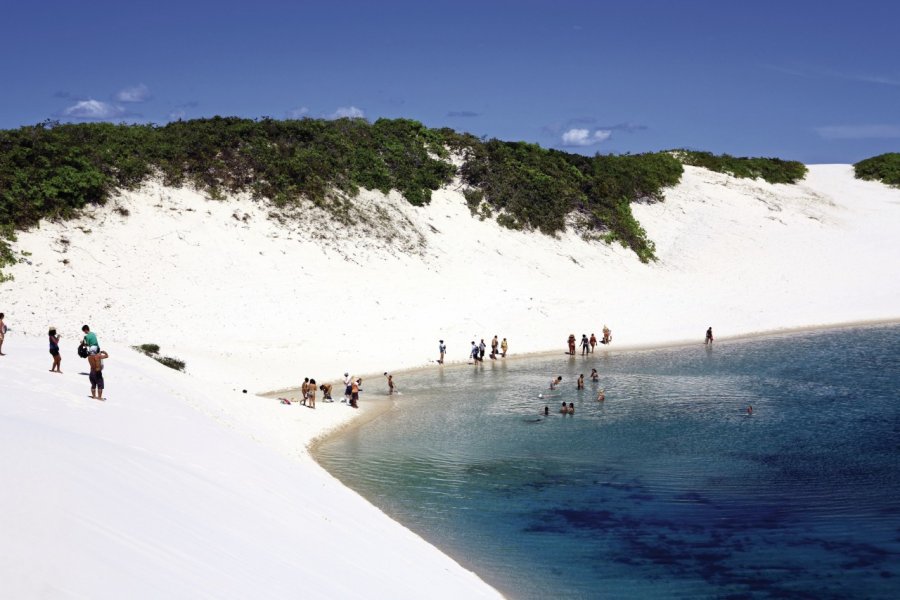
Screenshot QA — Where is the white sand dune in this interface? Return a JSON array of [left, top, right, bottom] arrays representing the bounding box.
[[1, 163, 898, 597]]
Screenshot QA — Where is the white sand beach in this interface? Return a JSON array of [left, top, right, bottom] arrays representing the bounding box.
[[1, 163, 899, 598]]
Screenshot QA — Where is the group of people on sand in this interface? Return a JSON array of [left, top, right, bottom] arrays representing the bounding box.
[[291, 373, 361, 409], [567, 327, 612, 355], [468, 335, 508, 364], [0, 316, 109, 401]]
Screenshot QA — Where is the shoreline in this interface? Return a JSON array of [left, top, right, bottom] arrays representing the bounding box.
[[291, 317, 900, 457]]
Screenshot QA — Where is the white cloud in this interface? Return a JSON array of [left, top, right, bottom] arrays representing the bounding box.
[[330, 106, 365, 119], [560, 128, 612, 147], [61, 99, 126, 120], [168, 109, 186, 121], [115, 84, 151, 103], [815, 124, 900, 140], [287, 106, 309, 119]]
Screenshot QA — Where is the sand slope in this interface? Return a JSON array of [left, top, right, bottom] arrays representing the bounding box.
[[2, 163, 898, 597]]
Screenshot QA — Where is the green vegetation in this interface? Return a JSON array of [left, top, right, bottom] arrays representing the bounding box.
[[674, 150, 807, 184], [0, 117, 808, 269], [853, 153, 900, 187], [133, 343, 186, 372]]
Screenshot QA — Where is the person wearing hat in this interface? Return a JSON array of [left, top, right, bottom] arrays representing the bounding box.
[[343, 372, 352, 403], [48, 326, 62, 373]]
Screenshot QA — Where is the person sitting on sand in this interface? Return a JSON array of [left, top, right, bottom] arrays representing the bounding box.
[[567, 402, 575, 414], [597, 389, 605, 402], [81, 324, 99, 354], [501, 337, 508, 357], [550, 376, 562, 390], [307, 378, 317, 409], [87, 348, 109, 401], [560, 401, 567, 414], [48, 327, 62, 373], [590, 368, 599, 382], [384, 372, 394, 395], [577, 374, 584, 390], [319, 382, 333, 402]]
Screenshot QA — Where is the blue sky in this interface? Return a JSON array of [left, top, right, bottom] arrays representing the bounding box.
[[2, 0, 898, 163]]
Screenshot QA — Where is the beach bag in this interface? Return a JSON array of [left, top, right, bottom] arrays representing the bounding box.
[[77, 343, 89, 358]]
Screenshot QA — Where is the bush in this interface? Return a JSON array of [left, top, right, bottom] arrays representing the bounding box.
[[133, 343, 185, 371], [673, 150, 807, 184], [854, 153, 900, 187]]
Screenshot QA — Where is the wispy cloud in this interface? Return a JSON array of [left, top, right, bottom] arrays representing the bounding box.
[[287, 106, 309, 119], [814, 124, 900, 140], [560, 128, 612, 147], [764, 63, 900, 87], [114, 83, 151, 103], [544, 118, 647, 140], [59, 99, 129, 120], [330, 106, 365, 119], [447, 110, 480, 118]]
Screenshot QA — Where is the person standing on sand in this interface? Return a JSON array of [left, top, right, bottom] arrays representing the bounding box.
[[301, 377, 310, 405], [0, 312, 7, 355], [501, 337, 508, 357], [384, 372, 395, 395], [343, 372, 352, 402], [49, 327, 62, 373], [307, 378, 317, 409], [589, 333, 597, 353], [350, 378, 360, 408], [490, 335, 499, 359], [577, 374, 584, 390], [581, 335, 590, 356], [567, 334, 576, 355], [602, 325, 611, 345], [87, 348, 109, 400], [438, 340, 446, 364], [706, 327, 714, 345], [479, 339, 486, 362]]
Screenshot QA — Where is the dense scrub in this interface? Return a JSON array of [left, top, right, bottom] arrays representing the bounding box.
[[0, 117, 806, 271], [674, 150, 807, 184], [853, 153, 900, 187]]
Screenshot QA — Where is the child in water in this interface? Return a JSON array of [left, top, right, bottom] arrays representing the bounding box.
[[567, 402, 575, 414]]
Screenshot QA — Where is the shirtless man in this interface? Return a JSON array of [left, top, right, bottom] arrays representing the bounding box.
[[301, 377, 310, 405], [577, 374, 585, 390], [307, 378, 317, 409], [384, 372, 395, 395], [490, 335, 499, 359], [87, 349, 109, 400], [319, 382, 333, 401], [350, 378, 360, 408]]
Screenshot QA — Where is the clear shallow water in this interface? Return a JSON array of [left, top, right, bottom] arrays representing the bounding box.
[[315, 326, 900, 599]]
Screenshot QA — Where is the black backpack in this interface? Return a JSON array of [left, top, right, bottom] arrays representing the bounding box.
[[77, 343, 89, 358]]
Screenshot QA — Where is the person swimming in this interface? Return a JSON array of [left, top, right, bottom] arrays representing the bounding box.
[[597, 389, 605, 402]]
